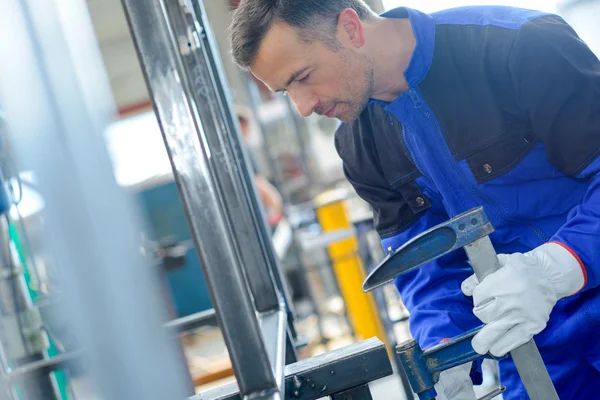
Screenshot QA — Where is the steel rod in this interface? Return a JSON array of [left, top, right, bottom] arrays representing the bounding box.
[[184, 0, 281, 315], [164, 309, 217, 333], [191, 1, 299, 343], [258, 307, 287, 397], [464, 236, 559, 400], [120, 0, 281, 397]]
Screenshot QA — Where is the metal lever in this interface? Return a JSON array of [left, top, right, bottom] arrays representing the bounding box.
[[477, 386, 506, 400], [362, 208, 494, 292], [463, 235, 559, 400], [396, 325, 506, 400]]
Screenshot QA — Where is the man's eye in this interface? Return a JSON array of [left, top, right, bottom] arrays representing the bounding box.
[[299, 73, 311, 83]]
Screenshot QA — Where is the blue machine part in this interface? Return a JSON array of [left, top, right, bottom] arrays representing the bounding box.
[[135, 178, 213, 317], [397, 325, 506, 400]]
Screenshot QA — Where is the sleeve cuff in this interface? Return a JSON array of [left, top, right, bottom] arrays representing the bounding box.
[[549, 241, 588, 292]]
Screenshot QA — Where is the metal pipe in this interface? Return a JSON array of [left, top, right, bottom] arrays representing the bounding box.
[[196, 5, 300, 348], [258, 307, 287, 397], [195, 0, 301, 367], [120, 0, 283, 397], [0, 0, 193, 398], [464, 236, 559, 400], [184, 0, 281, 315], [164, 309, 217, 333]]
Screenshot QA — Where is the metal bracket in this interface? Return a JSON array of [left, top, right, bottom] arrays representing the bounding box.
[[192, 338, 392, 400], [396, 325, 506, 400], [363, 207, 493, 292]]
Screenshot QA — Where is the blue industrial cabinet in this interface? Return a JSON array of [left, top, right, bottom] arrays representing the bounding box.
[[135, 177, 213, 317]]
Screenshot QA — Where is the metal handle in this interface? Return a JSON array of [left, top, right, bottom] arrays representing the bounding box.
[[464, 236, 559, 400], [363, 207, 495, 292], [477, 386, 506, 400]]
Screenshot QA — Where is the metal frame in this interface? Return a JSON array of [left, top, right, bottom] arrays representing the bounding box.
[[120, 0, 294, 398], [165, 309, 217, 333], [0, 0, 195, 398], [366, 207, 558, 400], [187, 0, 297, 332], [0, 0, 397, 398], [192, 338, 391, 400]]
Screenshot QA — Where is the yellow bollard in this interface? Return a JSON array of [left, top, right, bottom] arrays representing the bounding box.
[[314, 190, 387, 344]]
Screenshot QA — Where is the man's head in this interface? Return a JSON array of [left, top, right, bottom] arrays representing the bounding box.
[[229, 0, 378, 122]]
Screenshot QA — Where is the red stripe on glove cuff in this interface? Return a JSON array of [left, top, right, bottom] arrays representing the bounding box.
[[550, 241, 588, 290]]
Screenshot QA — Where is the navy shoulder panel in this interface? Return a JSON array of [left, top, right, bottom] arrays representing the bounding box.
[[417, 12, 600, 182], [335, 104, 418, 190], [334, 104, 396, 190], [432, 6, 551, 29], [508, 15, 600, 176], [335, 105, 426, 238]]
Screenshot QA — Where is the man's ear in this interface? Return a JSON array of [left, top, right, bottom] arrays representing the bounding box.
[[337, 8, 365, 48]]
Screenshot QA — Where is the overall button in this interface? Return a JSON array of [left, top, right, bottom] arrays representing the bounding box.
[[483, 164, 493, 174], [415, 197, 425, 207]]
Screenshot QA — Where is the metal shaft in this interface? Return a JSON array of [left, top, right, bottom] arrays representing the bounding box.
[[188, 0, 298, 357], [121, 0, 290, 397], [464, 236, 559, 400]]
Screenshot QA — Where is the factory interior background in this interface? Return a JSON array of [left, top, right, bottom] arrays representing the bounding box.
[[0, 0, 597, 399]]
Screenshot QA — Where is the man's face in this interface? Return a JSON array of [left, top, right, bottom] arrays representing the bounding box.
[[250, 22, 374, 122]]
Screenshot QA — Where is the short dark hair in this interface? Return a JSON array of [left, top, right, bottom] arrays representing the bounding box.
[[229, 0, 376, 70]]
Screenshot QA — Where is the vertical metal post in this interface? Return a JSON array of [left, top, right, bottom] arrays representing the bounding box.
[[188, 0, 298, 352], [121, 0, 292, 397], [178, 0, 281, 315], [0, 0, 193, 399], [243, 79, 299, 342], [464, 236, 559, 400]]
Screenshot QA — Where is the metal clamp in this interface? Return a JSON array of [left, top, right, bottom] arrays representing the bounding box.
[[364, 207, 559, 400], [396, 325, 505, 400]]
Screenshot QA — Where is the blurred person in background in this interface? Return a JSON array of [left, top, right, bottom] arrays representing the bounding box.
[[236, 106, 283, 226]]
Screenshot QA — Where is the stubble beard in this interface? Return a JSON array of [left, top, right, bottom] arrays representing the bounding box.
[[337, 52, 375, 123]]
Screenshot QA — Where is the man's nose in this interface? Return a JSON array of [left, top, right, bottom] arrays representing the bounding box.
[[288, 89, 318, 118]]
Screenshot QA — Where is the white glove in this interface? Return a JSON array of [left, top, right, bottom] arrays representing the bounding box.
[[434, 362, 477, 400], [461, 242, 585, 357]]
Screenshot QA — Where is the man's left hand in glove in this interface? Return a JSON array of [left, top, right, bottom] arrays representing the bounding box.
[[461, 242, 586, 357]]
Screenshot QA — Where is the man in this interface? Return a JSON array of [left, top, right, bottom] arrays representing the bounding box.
[[229, 1, 600, 399]]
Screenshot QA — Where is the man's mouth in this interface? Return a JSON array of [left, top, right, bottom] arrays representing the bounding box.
[[325, 104, 337, 118]]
